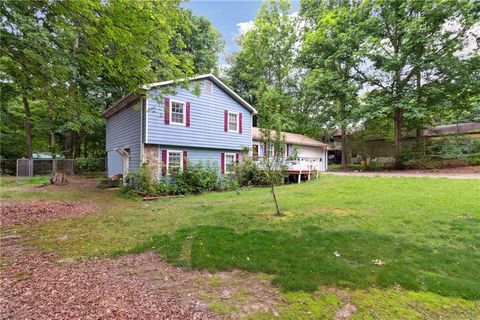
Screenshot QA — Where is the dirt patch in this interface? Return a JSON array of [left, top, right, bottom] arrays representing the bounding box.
[[0, 200, 98, 226], [35, 175, 100, 190], [332, 288, 357, 319], [425, 165, 480, 174], [334, 303, 357, 319], [165, 269, 281, 318]]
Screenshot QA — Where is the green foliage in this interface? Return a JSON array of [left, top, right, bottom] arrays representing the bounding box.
[[122, 162, 226, 197], [236, 159, 269, 186], [1, 0, 222, 160], [122, 164, 157, 196], [428, 138, 480, 160], [97, 178, 120, 189], [74, 158, 104, 173], [226, 0, 297, 127], [299, 1, 364, 135], [169, 162, 219, 195]]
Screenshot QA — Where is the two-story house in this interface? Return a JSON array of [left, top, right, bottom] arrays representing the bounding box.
[[103, 74, 256, 178], [103, 74, 328, 180]]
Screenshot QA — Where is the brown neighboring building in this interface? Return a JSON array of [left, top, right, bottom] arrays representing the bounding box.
[[330, 122, 480, 165]]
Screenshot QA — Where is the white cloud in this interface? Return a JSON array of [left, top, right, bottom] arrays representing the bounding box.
[[236, 20, 255, 38], [235, 11, 299, 39]]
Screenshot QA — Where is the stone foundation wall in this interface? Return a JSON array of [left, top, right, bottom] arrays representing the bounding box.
[[143, 144, 159, 178]]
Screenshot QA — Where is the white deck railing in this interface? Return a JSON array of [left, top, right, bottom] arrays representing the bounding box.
[[250, 157, 324, 172]]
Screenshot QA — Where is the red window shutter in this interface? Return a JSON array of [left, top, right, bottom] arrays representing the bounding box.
[[221, 152, 225, 174], [164, 98, 170, 124], [239, 113, 242, 133], [236, 153, 239, 162], [263, 144, 267, 157], [224, 110, 228, 132], [186, 102, 190, 127], [161, 150, 167, 176], [183, 151, 188, 171]]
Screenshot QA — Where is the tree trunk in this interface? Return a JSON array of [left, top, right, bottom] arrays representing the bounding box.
[[75, 132, 82, 158], [83, 136, 88, 158], [22, 95, 33, 159], [50, 172, 67, 185], [50, 129, 57, 173], [415, 69, 424, 156], [65, 130, 73, 158], [340, 127, 348, 169], [339, 101, 348, 169], [271, 184, 281, 216], [415, 127, 424, 155], [394, 107, 403, 169]]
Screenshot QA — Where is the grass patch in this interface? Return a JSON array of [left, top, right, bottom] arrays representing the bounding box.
[[0, 175, 50, 187], [2, 175, 480, 304]]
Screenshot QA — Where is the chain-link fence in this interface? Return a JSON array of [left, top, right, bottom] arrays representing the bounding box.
[[0, 158, 106, 180]]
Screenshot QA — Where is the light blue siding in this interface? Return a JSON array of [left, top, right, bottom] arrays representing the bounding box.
[[105, 101, 141, 176], [107, 150, 123, 176], [146, 80, 252, 151]]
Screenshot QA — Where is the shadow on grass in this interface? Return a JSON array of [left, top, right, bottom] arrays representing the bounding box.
[[125, 225, 480, 300]]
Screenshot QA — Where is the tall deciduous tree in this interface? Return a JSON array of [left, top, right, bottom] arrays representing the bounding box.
[[226, 0, 297, 127], [354, 0, 479, 168], [300, 0, 366, 168]]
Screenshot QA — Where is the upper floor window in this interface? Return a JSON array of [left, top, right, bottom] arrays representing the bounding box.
[[170, 100, 186, 125], [228, 111, 239, 132], [204, 81, 213, 94]]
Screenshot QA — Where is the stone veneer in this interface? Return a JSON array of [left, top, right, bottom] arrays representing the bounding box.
[[143, 144, 159, 178]]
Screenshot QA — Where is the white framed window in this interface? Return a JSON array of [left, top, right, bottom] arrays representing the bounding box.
[[170, 100, 186, 125], [204, 81, 213, 94], [224, 153, 236, 173], [228, 111, 239, 132], [167, 150, 183, 174]]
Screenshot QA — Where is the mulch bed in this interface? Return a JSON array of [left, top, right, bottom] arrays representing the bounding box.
[[0, 200, 98, 226], [0, 251, 218, 320]]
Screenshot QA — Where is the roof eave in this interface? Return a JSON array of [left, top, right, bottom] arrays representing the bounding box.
[[102, 92, 141, 118]]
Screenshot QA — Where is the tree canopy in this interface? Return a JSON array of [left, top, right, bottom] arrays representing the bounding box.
[[1, 0, 223, 159]]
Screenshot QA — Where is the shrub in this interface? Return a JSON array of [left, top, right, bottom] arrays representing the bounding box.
[[97, 178, 120, 189], [122, 164, 156, 195], [74, 158, 105, 173], [171, 162, 218, 194], [427, 138, 480, 160], [467, 155, 480, 166], [122, 161, 224, 197], [236, 159, 269, 186]]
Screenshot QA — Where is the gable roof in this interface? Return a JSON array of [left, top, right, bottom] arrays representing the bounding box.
[[102, 74, 257, 118], [252, 127, 328, 148]]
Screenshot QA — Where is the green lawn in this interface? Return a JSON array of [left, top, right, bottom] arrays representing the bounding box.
[[2, 174, 479, 318]]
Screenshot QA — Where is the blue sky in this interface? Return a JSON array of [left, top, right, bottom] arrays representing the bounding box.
[[184, 0, 300, 65]]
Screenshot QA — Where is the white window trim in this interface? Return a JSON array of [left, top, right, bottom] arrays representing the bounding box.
[[166, 150, 184, 175], [169, 99, 187, 126], [204, 81, 213, 94], [224, 152, 236, 174], [227, 111, 239, 133]]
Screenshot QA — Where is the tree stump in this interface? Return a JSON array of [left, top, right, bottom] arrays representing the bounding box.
[[50, 172, 68, 185]]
